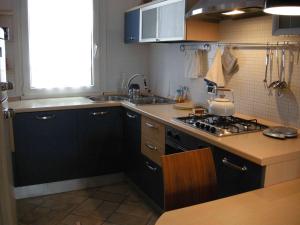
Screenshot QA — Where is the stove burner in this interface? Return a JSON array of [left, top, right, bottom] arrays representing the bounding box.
[[175, 114, 268, 137]]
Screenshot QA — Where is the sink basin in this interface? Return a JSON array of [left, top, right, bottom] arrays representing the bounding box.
[[88, 95, 128, 102], [87, 95, 175, 105], [127, 96, 176, 105]]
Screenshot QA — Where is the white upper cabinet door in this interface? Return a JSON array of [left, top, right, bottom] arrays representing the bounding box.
[[157, 0, 185, 41], [140, 6, 158, 42]]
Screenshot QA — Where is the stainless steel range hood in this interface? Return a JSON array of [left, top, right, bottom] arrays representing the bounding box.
[[186, 0, 266, 21]]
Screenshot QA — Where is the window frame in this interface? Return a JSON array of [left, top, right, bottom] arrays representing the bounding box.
[[20, 0, 103, 99]]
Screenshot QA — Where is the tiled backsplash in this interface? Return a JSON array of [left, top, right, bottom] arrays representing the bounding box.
[[149, 16, 300, 128]]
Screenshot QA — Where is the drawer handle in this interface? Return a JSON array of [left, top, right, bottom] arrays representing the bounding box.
[[90, 111, 108, 116], [222, 157, 247, 172], [146, 162, 157, 172], [145, 122, 157, 129], [126, 112, 136, 119], [145, 143, 158, 151], [35, 115, 56, 120]]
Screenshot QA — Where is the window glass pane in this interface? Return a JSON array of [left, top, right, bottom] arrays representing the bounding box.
[[28, 0, 93, 89]]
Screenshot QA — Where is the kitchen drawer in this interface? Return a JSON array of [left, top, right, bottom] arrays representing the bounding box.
[[141, 135, 164, 166], [141, 116, 165, 144]]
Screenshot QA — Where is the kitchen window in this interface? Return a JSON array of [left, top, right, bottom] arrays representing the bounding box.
[[21, 0, 101, 98]]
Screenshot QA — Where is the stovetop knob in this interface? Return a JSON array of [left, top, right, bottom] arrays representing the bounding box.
[[210, 127, 217, 134]]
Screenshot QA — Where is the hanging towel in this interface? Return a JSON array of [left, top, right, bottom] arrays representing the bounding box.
[[184, 50, 202, 79], [205, 48, 225, 87], [222, 46, 239, 75]]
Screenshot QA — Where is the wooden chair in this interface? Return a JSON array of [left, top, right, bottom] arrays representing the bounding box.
[[161, 148, 217, 211]]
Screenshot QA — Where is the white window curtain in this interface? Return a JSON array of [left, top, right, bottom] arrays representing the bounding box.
[[21, 0, 102, 98]]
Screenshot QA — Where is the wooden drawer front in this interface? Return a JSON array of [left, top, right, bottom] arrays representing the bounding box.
[[141, 136, 164, 166], [141, 116, 165, 144]]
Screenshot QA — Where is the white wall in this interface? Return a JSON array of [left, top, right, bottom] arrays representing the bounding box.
[[148, 16, 300, 128], [103, 0, 149, 92], [0, 0, 149, 97]]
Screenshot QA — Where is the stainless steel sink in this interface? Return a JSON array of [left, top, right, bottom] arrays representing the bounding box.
[[88, 95, 128, 102], [87, 95, 175, 105], [127, 96, 175, 105]]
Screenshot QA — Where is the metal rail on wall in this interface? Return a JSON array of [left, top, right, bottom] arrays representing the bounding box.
[[180, 41, 300, 52]]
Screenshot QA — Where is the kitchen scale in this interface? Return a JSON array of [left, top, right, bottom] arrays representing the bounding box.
[[263, 127, 298, 139]]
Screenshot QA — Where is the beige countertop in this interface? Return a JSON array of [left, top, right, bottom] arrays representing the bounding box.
[[155, 178, 300, 225], [9, 97, 300, 166]]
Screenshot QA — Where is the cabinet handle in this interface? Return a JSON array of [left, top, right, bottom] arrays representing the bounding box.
[[35, 115, 56, 120], [90, 111, 108, 116], [126, 112, 136, 119], [145, 122, 157, 129], [129, 36, 135, 41], [145, 143, 158, 151], [145, 161, 157, 172], [222, 157, 247, 172]]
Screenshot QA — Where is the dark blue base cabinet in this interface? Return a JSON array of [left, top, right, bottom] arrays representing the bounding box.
[[140, 155, 164, 209], [13, 107, 123, 187]]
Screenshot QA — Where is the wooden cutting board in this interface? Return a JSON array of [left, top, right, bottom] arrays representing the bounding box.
[[173, 102, 194, 110]]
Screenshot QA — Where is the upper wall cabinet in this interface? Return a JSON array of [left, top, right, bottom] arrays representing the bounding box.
[[273, 16, 300, 36], [125, 0, 220, 43], [125, 9, 140, 43], [141, 0, 186, 42]]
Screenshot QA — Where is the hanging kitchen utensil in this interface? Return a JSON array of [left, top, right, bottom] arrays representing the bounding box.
[[263, 45, 270, 88], [268, 44, 281, 89], [278, 48, 288, 89], [297, 46, 300, 64], [263, 127, 298, 139]]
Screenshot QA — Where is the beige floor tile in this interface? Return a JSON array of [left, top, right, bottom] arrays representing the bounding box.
[[99, 183, 131, 195], [116, 202, 153, 219], [107, 212, 149, 225], [61, 214, 103, 225], [90, 201, 120, 220], [92, 191, 126, 203], [72, 199, 104, 216], [17, 201, 38, 218]]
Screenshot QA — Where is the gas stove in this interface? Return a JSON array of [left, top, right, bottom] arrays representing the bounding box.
[[175, 114, 268, 137]]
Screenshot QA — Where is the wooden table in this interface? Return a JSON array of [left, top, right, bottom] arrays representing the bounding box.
[[156, 179, 300, 225]]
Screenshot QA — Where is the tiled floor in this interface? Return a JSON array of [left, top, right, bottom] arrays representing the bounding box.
[[17, 182, 161, 225]]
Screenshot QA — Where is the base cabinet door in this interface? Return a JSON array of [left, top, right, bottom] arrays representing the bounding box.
[[140, 154, 164, 209], [124, 109, 141, 186], [13, 110, 78, 187], [213, 147, 264, 198], [77, 107, 123, 178]]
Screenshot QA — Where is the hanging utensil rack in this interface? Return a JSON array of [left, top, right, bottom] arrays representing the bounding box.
[[180, 41, 300, 52], [180, 43, 211, 52]]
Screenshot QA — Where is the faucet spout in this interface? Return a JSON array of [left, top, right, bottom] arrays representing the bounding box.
[[127, 74, 144, 89]]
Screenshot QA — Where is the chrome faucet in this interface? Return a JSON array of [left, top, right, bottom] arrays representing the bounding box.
[[127, 74, 149, 97]]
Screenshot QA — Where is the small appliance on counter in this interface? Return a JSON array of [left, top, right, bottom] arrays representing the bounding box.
[[208, 88, 235, 117], [263, 127, 298, 139]]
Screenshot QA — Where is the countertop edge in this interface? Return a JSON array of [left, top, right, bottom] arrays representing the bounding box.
[[8, 98, 300, 167]]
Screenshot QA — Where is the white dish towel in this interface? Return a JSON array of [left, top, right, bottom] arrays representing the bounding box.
[[184, 50, 204, 79], [205, 48, 225, 87]]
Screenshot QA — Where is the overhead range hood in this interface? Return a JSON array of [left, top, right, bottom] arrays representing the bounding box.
[[186, 0, 266, 21]]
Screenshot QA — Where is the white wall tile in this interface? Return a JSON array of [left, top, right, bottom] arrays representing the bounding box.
[[149, 16, 300, 128]]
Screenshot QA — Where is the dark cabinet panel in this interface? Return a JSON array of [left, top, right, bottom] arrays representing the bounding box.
[[212, 147, 264, 198], [125, 9, 140, 43], [77, 107, 123, 177], [13, 110, 78, 186], [140, 154, 164, 209], [123, 109, 141, 186]]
